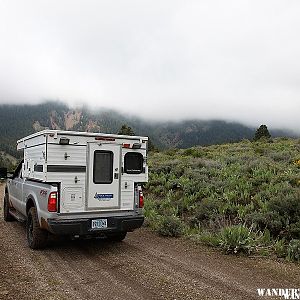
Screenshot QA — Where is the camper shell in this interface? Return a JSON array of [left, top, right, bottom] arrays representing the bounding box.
[[5, 130, 148, 247]]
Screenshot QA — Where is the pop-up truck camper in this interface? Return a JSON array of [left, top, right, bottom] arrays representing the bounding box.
[[3, 130, 148, 249]]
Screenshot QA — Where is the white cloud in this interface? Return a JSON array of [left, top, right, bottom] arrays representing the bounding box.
[[0, 0, 299, 131]]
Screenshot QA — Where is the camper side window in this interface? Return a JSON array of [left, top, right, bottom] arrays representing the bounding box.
[[124, 152, 143, 174], [93, 151, 113, 184]]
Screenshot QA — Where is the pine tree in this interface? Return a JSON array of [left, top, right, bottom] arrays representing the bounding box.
[[254, 125, 271, 141], [148, 138, 158, 152], [118, 124, 135, 136]]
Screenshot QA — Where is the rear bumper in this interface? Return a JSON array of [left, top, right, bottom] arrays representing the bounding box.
[[47, 216, 144, 235]]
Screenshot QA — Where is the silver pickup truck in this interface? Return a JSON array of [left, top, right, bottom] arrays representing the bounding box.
[[3, 130, 148, 249]]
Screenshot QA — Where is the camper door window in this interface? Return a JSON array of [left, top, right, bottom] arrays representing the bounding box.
[[93, 151, 113, 184]]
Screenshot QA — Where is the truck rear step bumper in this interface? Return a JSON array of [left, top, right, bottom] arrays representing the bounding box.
[[47, 216, 144, 235]]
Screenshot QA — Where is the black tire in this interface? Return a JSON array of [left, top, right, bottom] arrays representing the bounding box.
[[108, 232, 127, 242], [3, 194, 14, 222], [26, 207, 48, 249]]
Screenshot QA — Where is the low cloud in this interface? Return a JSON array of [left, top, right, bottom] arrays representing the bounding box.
[[0, 0, 299, 132]]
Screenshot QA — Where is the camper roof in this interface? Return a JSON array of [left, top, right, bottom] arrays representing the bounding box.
[[17, 129, 148, 150]]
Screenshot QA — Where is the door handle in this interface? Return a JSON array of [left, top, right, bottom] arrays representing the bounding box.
[[114, 173, 119, 179]]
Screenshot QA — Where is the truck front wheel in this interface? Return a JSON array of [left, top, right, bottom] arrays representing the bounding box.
[[3, 194, 14, 222], [27, 207, 48, 249]]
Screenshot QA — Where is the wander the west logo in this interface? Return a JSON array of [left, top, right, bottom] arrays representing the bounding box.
[[94, 193, 113, 200], [257, 288, 300, 299]]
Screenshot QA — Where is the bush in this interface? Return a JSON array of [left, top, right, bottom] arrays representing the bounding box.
[[157, 215, 184, 237], [274, 239, 287, 258], [143, 197, 160, 228], [193, 196, 222, 222], [194, 231, 220, 247], [268, 191, 300, 225], [219, 225, 255, 254], [286, 240, 300, 262], [290, 221, 300, 239], [245, 211, 283, 236], [182, 148, 205, 158]]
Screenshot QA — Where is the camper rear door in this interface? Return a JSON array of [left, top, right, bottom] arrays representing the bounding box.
[[87, 143, 121, 210]]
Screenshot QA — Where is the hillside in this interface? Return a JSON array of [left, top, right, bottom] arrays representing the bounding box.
[[144, 138, 300, 261], [0, 151, 17, 170], [0, 101, 296, 158]]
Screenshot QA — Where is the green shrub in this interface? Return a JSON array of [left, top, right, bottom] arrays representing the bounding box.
[[269, 150, 292, 162], [253, 145, 266, 155], [219, 225, 255, 254], [274, 239, 287, 258], [144, 197, 160, 228], [193, 196, 222, 222], [268, 191, 300, 225], [257, 229, 272, 246], [290, 221, 300, 239], [157, 215, 184, 237], [286, 240, 300, 262], [245, 211, 283, 236], [194, 231, 220, 247], [182, 148, 205, 158], [164, 148, 179, 156]]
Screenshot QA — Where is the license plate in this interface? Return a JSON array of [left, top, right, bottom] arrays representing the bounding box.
[[91, 219, 107, 229]]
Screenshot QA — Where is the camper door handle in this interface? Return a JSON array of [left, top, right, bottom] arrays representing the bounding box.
[[64, 153, 70, 160], [74, 176, 80, 183]]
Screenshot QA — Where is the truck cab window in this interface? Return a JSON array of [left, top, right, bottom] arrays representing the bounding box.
[[13, 160, 23, 179], [124, 152, 143, 174]]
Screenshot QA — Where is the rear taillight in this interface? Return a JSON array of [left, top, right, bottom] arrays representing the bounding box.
[[48, 192, 57, 212], [139, 191, 144, 208]]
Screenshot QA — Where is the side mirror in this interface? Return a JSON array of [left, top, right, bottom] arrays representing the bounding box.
[[7, 173, 14, 179], [0, 167, 7, 179]]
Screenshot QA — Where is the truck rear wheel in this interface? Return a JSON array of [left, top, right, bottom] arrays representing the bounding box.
[[3, 194, 14, 222], [27, 207, 48, 249]]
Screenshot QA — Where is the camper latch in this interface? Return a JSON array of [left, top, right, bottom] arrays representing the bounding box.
[[74, 176, 80, 183], [64, 152, 70, 160]]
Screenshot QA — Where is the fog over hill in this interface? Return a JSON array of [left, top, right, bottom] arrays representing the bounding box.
[[0, 1, 300, 133], [0, 101, 297, 159]]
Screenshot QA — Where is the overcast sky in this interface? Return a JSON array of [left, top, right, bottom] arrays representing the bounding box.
[[0, 0, 299, 131]]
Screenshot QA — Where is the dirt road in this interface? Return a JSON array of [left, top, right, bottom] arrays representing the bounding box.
[[0, 183, 299, 300]]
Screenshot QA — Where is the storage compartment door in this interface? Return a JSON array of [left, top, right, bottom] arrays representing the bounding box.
[[87, 143, 121, 210], [62, 187, 84, 211]]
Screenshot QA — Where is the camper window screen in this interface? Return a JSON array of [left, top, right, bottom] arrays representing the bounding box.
[[93, 151, 113, 184], [124, 152, 143, 174]]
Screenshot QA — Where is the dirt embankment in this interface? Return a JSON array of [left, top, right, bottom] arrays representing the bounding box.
[[0, 183, 299, 300]]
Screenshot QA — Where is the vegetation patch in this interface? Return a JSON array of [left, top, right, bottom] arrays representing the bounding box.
[[144, 138, 300, 262]]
